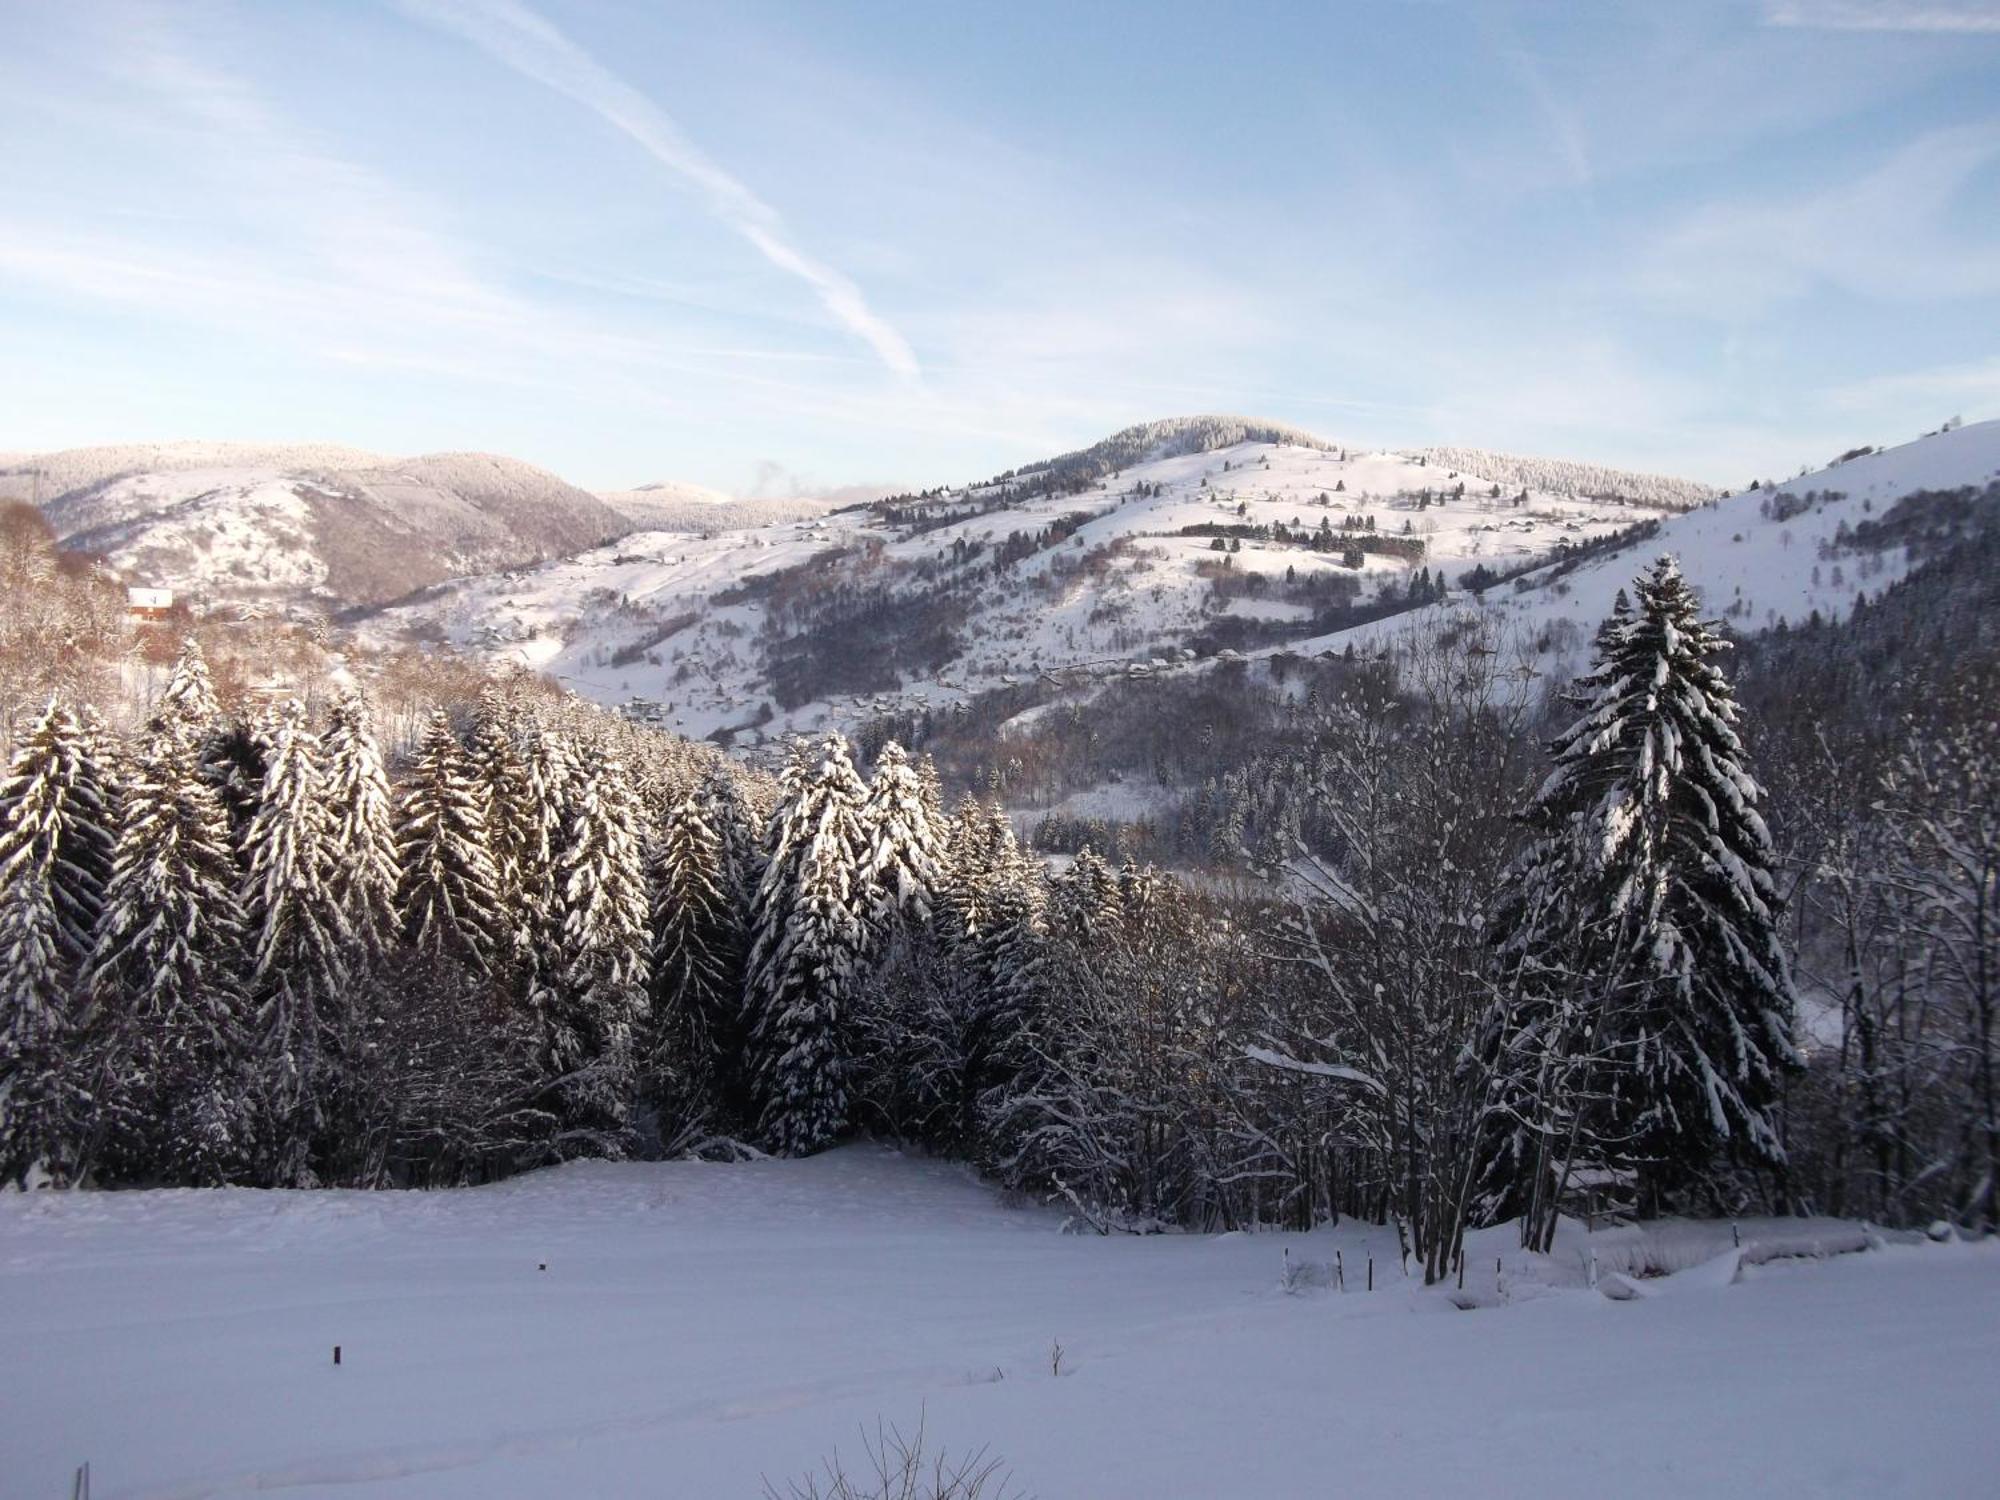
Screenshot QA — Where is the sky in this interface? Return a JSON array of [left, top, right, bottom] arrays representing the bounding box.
[[1, 0, 1997, 495]]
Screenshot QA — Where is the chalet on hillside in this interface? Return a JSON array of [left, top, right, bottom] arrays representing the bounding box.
[[125, 585, 175, 620]]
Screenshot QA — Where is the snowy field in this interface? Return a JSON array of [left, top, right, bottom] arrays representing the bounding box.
[[4, 1147, 1996, 1499]]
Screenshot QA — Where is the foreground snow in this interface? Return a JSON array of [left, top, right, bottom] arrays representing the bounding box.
[[3, 1148, 1994, 1499]]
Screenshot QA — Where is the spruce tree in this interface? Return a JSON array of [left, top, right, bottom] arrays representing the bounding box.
[[517, 726, 580, 1007], [744, 734, 868, 1155], [857, 740, 945, 944], [153, 636, 220, 741], [241, 699, 349, 1185], [708, 762, 765, 912], [965, 835, 1050, 1158], [85, 725, 249, 1183], [0, 699, 116, 1184], [936, 793, 1000, 953], [467, 687, 531, 954], [1472, 557, 1801, 1242], [322, 685, 399, 962], [648, 767, 746, 1120], [547, 753, 652, 1149], [1048, 845, 1123, 941], [395, 710, 503, 974]]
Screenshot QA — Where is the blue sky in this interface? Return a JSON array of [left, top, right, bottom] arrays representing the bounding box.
[[2, 0, 1996, 494]]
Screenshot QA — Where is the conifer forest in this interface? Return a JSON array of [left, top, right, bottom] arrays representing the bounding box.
[[6, 549, 1992, 1284]]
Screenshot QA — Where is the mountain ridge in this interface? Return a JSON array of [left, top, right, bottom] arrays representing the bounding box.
[[362, 413, 1742, 742]]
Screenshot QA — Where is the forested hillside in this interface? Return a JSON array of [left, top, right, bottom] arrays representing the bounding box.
[[4, 528, 1992, 1255]]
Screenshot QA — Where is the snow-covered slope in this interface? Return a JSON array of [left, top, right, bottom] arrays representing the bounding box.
[[1325, 417, 2000, 672], [600, 481, 837, 534], [371, 416, 1708, 740], [2, 1145, 1993, 1498], [13, 442, 634, 610], [0, 440, 393, 503], [1412, 446, 1717, 510]]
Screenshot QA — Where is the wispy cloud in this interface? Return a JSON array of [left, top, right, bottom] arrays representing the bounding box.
[[396, 0, 921, 380], [1825, 355, 2000, 411], [1765, 1, 2000, 32], [1638, 122, 2000, 316]]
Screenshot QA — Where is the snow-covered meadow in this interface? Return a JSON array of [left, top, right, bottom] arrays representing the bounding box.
[[6, 1146, 1995, 1499]]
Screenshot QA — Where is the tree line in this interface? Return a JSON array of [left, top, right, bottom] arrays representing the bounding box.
[[1, 553, 1990, 1277]]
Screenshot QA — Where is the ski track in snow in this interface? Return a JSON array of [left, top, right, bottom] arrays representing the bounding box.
[[5, 1145, 1998, 1499]]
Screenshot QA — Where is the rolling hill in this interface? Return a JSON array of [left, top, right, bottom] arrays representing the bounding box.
[[1314, 417, 2000, 675], [365, 415, 1726, 743], [3, 442, 635, 611]]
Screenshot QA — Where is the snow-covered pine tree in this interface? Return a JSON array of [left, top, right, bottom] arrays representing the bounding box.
[[843, 746, 954, 1145], [648, 767, 746, 1124], [239, 698, 350, 1186], [394, 709, 503, 975], [744, 733, 868, 1155], [467, 687, 531, 951], [1047, 845, 1123, 942], [545, 753, 652, 1150], [517, 726, 581, 1006], [152, 636, 220, 743], [0, 699, 117, 1184], [708, 763, 766, 912], [322, 685, 399, 962], [857, 741, 944, 946], [935, 793, 999, 953], [1472, 557, 1801, 1243], [914, 753, 947, 826], [84, 724, 249, 1183], [964, 832, 1051, 1158]]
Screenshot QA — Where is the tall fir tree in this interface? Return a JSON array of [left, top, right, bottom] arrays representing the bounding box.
[[1047, 845, 1123, 942], [546, 753, 652, 1150], [394, 709, 503, 975], [467, 687, 531, 956], [648, 767, 746, 1122], [936, 793, 1000, 953], [0, 699, 117, 1184], [517, 726, 580, 1007], [153, 636, 220, 742], [744, 734, 869, 1155], [857, 740, 945, 946], [322, 685, 399, 962], [85, 724, 249, 1183], [1472, 557, 1802, 1242], [240, 699, 349, 1185], [964, 832, 1051, 1159], [707, 761, 765, 913]]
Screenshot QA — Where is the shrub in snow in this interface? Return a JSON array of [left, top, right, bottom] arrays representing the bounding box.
[[764, 1412, 1021, 1500]]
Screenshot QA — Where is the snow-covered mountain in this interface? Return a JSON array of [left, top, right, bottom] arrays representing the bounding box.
[[1324, 417, 2000, 674], [4, 442, 635, 610], [366, 415, 1723, 742]]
